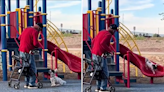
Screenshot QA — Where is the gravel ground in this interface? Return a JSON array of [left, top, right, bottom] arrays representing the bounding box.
[[84, 83, 164, 92], [0, 80, 81, 92]]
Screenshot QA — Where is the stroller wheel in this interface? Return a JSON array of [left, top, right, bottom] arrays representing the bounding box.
[[8, 81, 12, 87], [37, 82, 43, 88], [109, 86, 115, 92], [85, 87, 91, 92], [14, 83, 20, 89]]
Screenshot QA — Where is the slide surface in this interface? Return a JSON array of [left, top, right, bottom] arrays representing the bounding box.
[[113, 44, 164, 77], [47, 41, 81, 73]]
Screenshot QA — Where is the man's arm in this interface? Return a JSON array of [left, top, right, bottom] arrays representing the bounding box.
[[32, 31, 41, 48], [18, 35, 21, 40], [100, 35, 113, 53]]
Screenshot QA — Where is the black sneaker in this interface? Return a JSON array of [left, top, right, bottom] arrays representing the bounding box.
[[24, 84, 29, 88], [28, 85, 38, 89], [95, 88, 100, 92], [99, 89, 110, 92]]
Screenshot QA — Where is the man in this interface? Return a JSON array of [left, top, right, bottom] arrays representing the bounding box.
[[91, 24, 117, 92], [18, 23, 43, 89]]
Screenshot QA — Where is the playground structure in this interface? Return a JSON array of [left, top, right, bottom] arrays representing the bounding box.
[[0, 0, 81, 81], [83, 0, 164, 88]]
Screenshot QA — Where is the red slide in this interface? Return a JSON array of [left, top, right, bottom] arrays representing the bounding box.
[[114, 44, 164, 77], [47, 41, 81, 73]]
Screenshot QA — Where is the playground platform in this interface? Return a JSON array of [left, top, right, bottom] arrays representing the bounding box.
[[84, 84, 164, 92], [0, 80, 81, 92]]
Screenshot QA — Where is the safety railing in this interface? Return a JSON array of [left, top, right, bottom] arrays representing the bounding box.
[[126, 51, 130, 88], [125, 50, 143, 88], [51, 48, 58, 76], [122, 51, 131, 88], [83, 27, 92, 51]]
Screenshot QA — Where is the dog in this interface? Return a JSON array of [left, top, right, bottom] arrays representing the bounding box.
[[145, 58, 158, 74], [49, 69, 66, 87]]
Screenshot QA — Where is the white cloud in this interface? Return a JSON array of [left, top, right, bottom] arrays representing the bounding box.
[[83, 0, 154, 12], [48, 10, 82, 30], [48, 1, 81, 9], [120, 4, 154, 11], [136, 0, 152, 4], [120, 13, 164, 34]]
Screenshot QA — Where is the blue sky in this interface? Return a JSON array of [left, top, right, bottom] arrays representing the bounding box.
[[5, 0, 82, 30], [83, 0, 164, 34]]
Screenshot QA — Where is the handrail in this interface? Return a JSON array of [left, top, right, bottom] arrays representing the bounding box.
[[83, 27, 92, 40], [7, 25, 20, 47], [127, 51, 130, 88], [83, 27, 92, 52], [123, 54, 127, 78], [50, 48, 58, 76], [51, 50, 55, 70], [126, 50, 142, 88]]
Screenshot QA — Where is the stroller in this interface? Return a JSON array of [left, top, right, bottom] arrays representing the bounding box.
[[8, 49, 43, 89], [83, 53, 115, 92]]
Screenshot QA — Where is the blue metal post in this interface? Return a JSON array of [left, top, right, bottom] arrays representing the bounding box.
[[26, 2, 30, 27], [98, 1, 102, 31], [110, 9, 114, 63], [8, 0, 12, 71], [42, 0, 47, 68], [26, 0, 30, 5], [111, 9, 114, 14], [38, 7, 42, 57], [16, 0, 19, 37], [115, 0, 119, 79], [88, 0, 91, 41], [101, 0, 106, 30], [29, 0, 34, 26], [38, 7, 41, 12], [1, 0, 7, 81]]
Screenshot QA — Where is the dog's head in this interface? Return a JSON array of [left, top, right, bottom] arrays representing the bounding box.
[[145, 58, 149, 63], [153, 64, 158, 70], [49, 69, 57, 77]]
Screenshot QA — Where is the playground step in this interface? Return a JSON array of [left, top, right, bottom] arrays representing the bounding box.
[[123, 78, 137, 83], [106, 57, 113, 63], [35, 60, 44, 67], [108, 63, 116, 71], [37, 67, 50, 73], [83, 41, 91, 52], [109, 71, 123, 76], [7, 38, 19, 49]]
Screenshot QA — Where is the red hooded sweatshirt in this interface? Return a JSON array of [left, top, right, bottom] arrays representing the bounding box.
[[18, 27, 41, 53], [91, 30, 113, 56]]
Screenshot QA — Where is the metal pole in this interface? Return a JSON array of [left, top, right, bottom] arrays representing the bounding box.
[[88, 0, 91, 41], [26, 0, 30, 27], [16, 0, 19, 37], [38, 6, 42, 57], [29, 0, 34, 26], [127, 51, 130, 88], [111, 9, 113, 14], [42, 0, 47, 68], [1, 0, 7, 81], [98, 1, 102, 31], [26, 0, 30, 5], [110, 9, 114, 63], [7, 0, 12, 71], [114, 0, 120, 72], [101, 0, 106, 29]]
